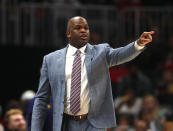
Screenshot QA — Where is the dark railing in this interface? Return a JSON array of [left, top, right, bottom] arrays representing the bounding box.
[[1, 2, 173, 47]]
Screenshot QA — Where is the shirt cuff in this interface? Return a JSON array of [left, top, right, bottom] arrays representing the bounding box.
[[134, 41, 145, 50]]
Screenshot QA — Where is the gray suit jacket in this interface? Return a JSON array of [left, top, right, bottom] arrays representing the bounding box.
[[31, 42, 144, 131]]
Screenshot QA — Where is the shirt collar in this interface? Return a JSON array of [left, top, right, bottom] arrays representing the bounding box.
[[67, 44, 86, 56]]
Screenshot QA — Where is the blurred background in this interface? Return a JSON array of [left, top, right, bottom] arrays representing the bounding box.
[[1, 0, 173, 131]]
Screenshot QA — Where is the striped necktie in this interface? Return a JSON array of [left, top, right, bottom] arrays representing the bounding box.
[[70, 50, 81, 115]]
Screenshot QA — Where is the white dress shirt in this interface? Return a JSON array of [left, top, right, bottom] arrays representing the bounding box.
[[64, 42, 144, 116], [64, 44, 90, 115]]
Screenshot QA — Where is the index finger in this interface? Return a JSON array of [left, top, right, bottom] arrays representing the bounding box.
[[142, 31, 155, 37], [146, 31, 155, 35]]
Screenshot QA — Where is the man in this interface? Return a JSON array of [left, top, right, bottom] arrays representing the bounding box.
[[31, 16, 154, 131], [5, 109, 26, 131]]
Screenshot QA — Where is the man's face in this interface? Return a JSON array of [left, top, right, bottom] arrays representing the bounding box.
[[67, 17, 90, 48], [8, 114, 26, 131]]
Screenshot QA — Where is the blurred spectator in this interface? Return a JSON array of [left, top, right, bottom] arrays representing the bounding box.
[[141, 95, 161, 120], [156, 68, 173, 106], [118, 114, 134, 129], [5, 109, 26, 131], [139, 95, 164, 131], [20, 90, 35, 116], [0, 105, 4, 131], [163, 122, 173, 131], [162, 35, 173, 79], [0, 124, 4, 131], [114, 87, 142, 116], [117, 64, 152, 97], [139, 109, 163, 131], [26, 97, 53, 131], [108, 113, 133, 131], [2, 100, 22, 129], [155, 35, 173, 107], [141, 94, 173, 125], [134, 120, 147, 131], [21, 90, 35, 102], [159, 69, 173, 95], [118, 114, 130, 126], [157, 113, 167, 125]]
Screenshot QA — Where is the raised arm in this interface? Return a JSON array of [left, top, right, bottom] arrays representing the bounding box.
[[106, 31, 155, 67]]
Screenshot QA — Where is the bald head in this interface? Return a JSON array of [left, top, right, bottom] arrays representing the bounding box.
[[66, 16, 90, 48], [66, 16, 88, 33]]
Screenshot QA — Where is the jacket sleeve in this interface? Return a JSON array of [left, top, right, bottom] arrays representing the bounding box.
[[31, 56, 51, 131], [105, 41, 145, 67]]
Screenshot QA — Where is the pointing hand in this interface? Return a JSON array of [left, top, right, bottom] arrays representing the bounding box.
[[137, 31, 155, 46]]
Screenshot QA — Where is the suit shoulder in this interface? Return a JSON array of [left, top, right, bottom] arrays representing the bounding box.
[[91, 43, 110, 51], [93, 43, 109, 47], [44, 48, 66, 59], [94, 43, 109, 47]]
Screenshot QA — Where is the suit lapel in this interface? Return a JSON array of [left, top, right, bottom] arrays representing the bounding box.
[[85, 43, 95, 114], [54, 45, 68, 87], [85, 43, 94, 86], [56, 43, 93, 87], [60, 46, 67, 83], [56, 43, 94, 91]]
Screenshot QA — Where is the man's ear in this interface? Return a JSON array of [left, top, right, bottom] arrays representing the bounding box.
[[66, 30, 71, 39]]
